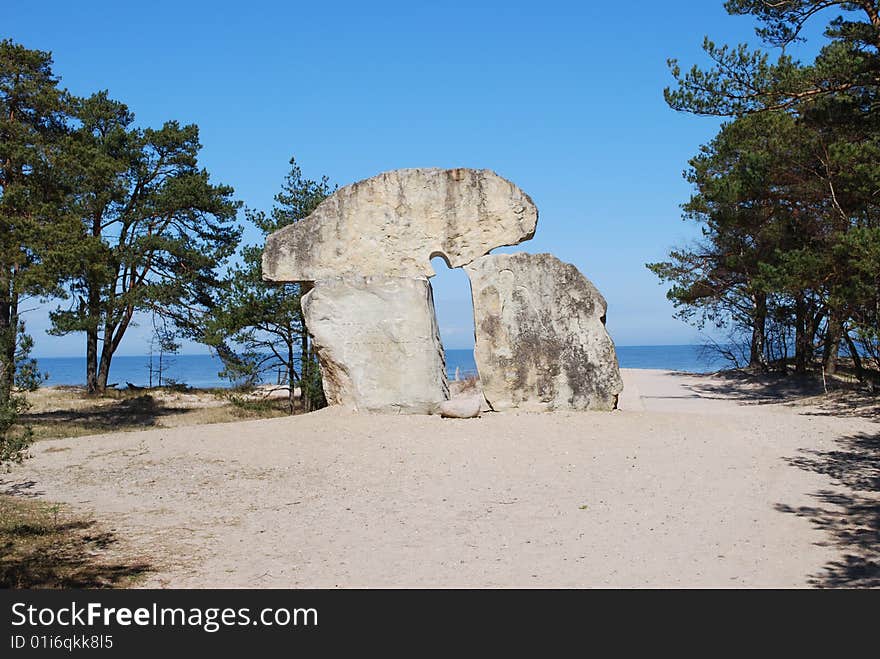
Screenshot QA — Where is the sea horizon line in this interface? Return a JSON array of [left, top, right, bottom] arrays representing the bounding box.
[[32, 343, 720, 360]]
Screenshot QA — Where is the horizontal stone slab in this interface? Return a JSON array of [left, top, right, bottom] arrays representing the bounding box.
[[263, 168, 537, 282]]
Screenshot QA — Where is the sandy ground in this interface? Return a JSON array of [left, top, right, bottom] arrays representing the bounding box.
[[4, 368, 878, 588]]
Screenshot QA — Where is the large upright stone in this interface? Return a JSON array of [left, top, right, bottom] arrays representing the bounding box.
[[465, 253, 623, 412], [262, 168, 537, 282], [301, 276, 448, 414]]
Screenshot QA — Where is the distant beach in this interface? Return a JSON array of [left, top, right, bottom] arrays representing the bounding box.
[[34, 345, 732, 389]]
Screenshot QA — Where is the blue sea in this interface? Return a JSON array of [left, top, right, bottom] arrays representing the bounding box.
[[35, 345, 730, 389]]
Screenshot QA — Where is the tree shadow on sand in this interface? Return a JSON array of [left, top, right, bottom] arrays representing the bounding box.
[[679, 371, 879, 419], [0, 495, 152, 588], [21, 394, 190, 434], [776, 430, 880, 588], [680, 370, 827, 402]]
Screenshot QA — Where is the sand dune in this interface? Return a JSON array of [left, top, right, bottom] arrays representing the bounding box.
[[4, 369, 878, 588]]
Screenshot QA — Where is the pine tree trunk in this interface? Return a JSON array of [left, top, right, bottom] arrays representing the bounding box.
[[7, 292, 18, 394], [301, 330, 310, 412], [96, 344, 113, 393], [749, 293, 767, 371], [96, 319, 116, 393], [95, 308, 133, 394], [86, 326, 99, 394], [822, 315, 842, 376], [287, 340, 295, 416], [0, 283, 17, 405], [86, 218, 103, 394], [844, 332, 865, 382], [794, 296, 808, 374], [309, 341, 323, 409]]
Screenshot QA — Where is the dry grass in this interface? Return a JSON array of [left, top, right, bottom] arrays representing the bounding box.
[[19, 386, 291, 441], [0, 495, 151, 588]]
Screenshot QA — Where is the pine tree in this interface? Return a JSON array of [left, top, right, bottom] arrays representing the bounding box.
[[0, 40, 77, 463], [49, 91, 242, 393], [653, 1, 880, 377], [205, 158, 334, 413]]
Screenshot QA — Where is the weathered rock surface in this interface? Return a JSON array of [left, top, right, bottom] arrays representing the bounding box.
[[301, 276, 448, 414], [465, 253, 623, 412], [263, 168, 537, 282], [439, 395, 483, 419]]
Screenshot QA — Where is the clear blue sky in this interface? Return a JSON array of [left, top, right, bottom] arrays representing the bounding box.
[[7, 1, 830, 356]]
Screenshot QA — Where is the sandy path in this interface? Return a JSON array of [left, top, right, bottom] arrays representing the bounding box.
[[4, 369, 877, 588]]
